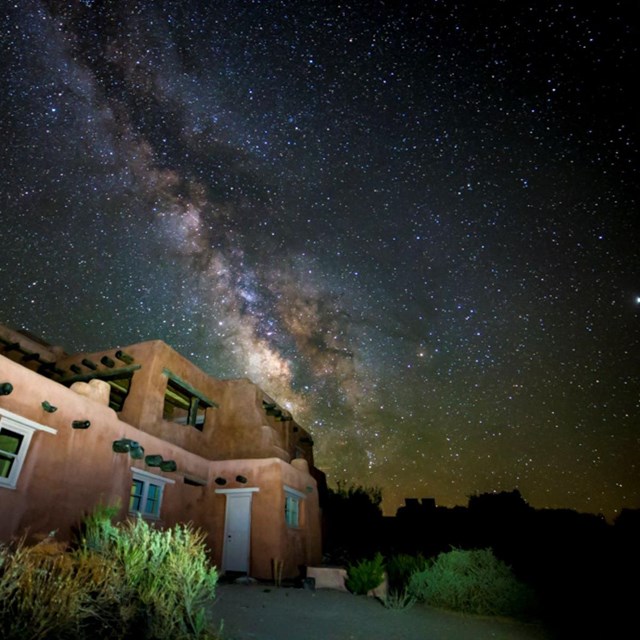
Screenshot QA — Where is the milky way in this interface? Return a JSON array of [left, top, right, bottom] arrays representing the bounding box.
[[1, 0, 638, 518]]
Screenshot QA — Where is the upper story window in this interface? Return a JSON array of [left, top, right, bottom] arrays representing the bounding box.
[[0, 407, 56, 490], [284, 486, 305, 529], [129, 467, 174, 520], [162, 369, 217, 431]]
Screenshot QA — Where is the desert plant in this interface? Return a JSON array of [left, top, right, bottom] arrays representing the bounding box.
[[381, 588, 417, 610], [346, 552, 385, 595], [82, 512, 218, 640], [408, 547, 537, 617], [386, 553, 430, 591], [0, 509, 220, 640], [79, 502, 121, 551], [0, 538, 122, 640]]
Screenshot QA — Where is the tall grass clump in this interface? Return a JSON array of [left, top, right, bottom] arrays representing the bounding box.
[[82, 511, 218, 640], [380, 588, 417, 610], [408, 547, 537, 617], [0, 537, 121, 640], [0, 507, 219, 640], [386, 553, 430, 591], [379, 553, 430, 611], [346, 552, 385, 595]]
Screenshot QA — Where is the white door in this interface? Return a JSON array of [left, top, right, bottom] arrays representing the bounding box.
[[217, 488, 259, 573]]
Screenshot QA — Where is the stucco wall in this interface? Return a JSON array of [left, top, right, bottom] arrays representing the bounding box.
[[53, 340, 317, 467], [0, 354, 208, 540], [0, 325, 64, 374], [0, 354, 321, 579], [54, 340, 227, 455], [184, 457, 322, 579]]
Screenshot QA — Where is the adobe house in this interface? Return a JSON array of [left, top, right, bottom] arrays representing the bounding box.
[[0, 323, 324, 580]]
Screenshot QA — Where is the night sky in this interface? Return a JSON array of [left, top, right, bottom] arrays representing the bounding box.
[[1, 1, 638, 520]]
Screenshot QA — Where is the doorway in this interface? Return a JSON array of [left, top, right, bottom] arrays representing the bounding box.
[[216, 488, 259, 574]]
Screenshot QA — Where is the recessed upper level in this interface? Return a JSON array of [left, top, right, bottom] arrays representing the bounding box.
[[0, 324, 316, 468]]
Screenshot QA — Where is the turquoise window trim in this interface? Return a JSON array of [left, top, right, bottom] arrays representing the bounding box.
[[162, 369, 218, 408]]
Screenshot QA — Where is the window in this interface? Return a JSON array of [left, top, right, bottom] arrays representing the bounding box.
[[0, 408, 57, 490], [0, 427, 26, 485], [285, 495, 299, 527], [129, 468, 174, 519], [284, 486, 305, 528], [162, 369, 217, 431]]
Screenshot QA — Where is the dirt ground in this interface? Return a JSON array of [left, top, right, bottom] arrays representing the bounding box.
[[208, 583, 553, 640]]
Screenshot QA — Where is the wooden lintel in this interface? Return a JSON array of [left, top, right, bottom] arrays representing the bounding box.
[[59, 364, 142, 386]]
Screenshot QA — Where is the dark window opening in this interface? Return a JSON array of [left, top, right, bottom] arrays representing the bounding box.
[[163, 376, 215, 431]]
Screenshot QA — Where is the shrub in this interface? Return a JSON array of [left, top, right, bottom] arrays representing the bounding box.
[[408, 547, 537, 617], [346, 552, 385, 595], [386, 553, 430, 591], [82, 512, 218, 640], [381, 588, 417, 610], [0, 509, 219, 640], [0, 538, 122, 640]]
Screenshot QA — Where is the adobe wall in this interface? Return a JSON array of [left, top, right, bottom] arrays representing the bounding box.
[[54, 340, 227, 456], [209, 380, 317, 467], [202, 457, 322, 579], [282, 458, 322, 576], [0, 354, 210, 542], [208, 379, 279, 460], [1, 353, 322, 580], [0, 325, 64, 374], [51, 339, 319, 470]]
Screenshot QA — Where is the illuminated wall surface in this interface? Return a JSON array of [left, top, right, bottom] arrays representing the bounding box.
[[0, 331, 322, 579]]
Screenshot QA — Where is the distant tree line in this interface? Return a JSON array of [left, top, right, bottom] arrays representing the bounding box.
[[321, 486, 639, 637]]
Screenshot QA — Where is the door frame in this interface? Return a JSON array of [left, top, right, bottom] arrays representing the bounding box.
[[215, 487, 260, 574]]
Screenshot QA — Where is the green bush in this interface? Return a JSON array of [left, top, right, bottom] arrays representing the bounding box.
[[346, 552, 385, 595], [82, 511, 218, 640], [408, 547, 537, 617], [386, 553, 430, 591], [0, 509, 219, 640]]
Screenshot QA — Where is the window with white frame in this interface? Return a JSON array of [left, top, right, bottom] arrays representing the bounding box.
[[129, 468, 174, 519], [0, 408, 57, 490], [284, 486, 305, 528]]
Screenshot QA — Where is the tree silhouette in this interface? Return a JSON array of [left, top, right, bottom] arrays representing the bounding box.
[[322, 483, 383, 563]]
